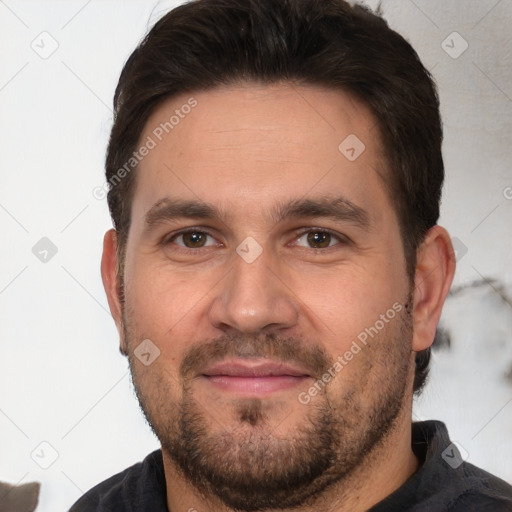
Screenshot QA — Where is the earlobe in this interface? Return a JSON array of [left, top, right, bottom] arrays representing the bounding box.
[[100, 229, 127, 354], [412, 226, 456, 352]]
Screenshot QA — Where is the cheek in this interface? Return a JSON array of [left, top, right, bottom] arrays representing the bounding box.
[[123, 261, 218, 362], [292, 254, 408, 359], [323, 304, 411, 402], [127, 261, 189, 321]]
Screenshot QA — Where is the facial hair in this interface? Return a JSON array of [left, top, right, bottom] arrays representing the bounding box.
[[124, 295, 414, 511]]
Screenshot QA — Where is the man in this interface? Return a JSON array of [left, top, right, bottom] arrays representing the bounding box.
[[70, 0, 512, 510]]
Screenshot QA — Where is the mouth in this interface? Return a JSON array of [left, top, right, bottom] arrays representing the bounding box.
[[199, 358, 312, 396]]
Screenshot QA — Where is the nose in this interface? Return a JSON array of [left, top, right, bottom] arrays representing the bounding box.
[[208, 244, 299, 335]]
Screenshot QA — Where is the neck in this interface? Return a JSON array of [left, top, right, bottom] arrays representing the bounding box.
[[162, 400, 419, 512]]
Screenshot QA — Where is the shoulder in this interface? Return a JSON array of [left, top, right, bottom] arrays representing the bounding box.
[[371, 421, 512, 512], [68, 450, 167, 512], [445, 461, 512, 511], [418, 421, 512, 511]]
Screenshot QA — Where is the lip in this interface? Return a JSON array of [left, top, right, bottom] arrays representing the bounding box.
[[200, 358, 312, 396], [202, 359, 311, 378]]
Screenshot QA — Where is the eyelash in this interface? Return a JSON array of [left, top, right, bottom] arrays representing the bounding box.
[[162, 227, 349, 253]]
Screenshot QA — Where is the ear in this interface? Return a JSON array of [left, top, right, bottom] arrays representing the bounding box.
[[101, 229, 127, 355], [412, 225, 456, 352]]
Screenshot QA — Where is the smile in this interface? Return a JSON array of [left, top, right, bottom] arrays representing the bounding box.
[[200, 359, 312, 396]]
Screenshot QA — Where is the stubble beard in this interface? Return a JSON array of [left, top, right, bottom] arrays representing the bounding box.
[[125, 296, 414, 511]]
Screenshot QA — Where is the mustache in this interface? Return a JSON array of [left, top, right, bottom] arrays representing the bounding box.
[[180, 332, 333, 380]]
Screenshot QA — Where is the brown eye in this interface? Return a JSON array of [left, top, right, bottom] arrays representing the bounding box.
[[295, 230, 342, 249], [173, 231, 215, 248], [183, 232, 207, 247], [307, 231, 332, 248]]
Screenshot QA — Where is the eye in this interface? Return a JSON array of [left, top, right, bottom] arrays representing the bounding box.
[[170, 230, 218, 249], [294, 229, 344, 249]]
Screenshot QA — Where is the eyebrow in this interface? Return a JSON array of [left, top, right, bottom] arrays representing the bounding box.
[[143, 196, 371, 232]]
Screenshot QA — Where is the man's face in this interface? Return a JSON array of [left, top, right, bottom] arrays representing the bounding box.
[[119, 83, 416, 509]]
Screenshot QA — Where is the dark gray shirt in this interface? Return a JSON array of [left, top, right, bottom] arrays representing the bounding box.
[[69, 420, 512, 511]]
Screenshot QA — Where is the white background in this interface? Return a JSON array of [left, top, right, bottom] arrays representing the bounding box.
[[0, 1, 511, 511]]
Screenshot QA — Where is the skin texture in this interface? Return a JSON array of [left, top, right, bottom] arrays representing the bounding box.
[[101, 83, 456, 512]]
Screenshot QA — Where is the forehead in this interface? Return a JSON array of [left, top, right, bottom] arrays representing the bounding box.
[[131, 82, 389, 223]]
